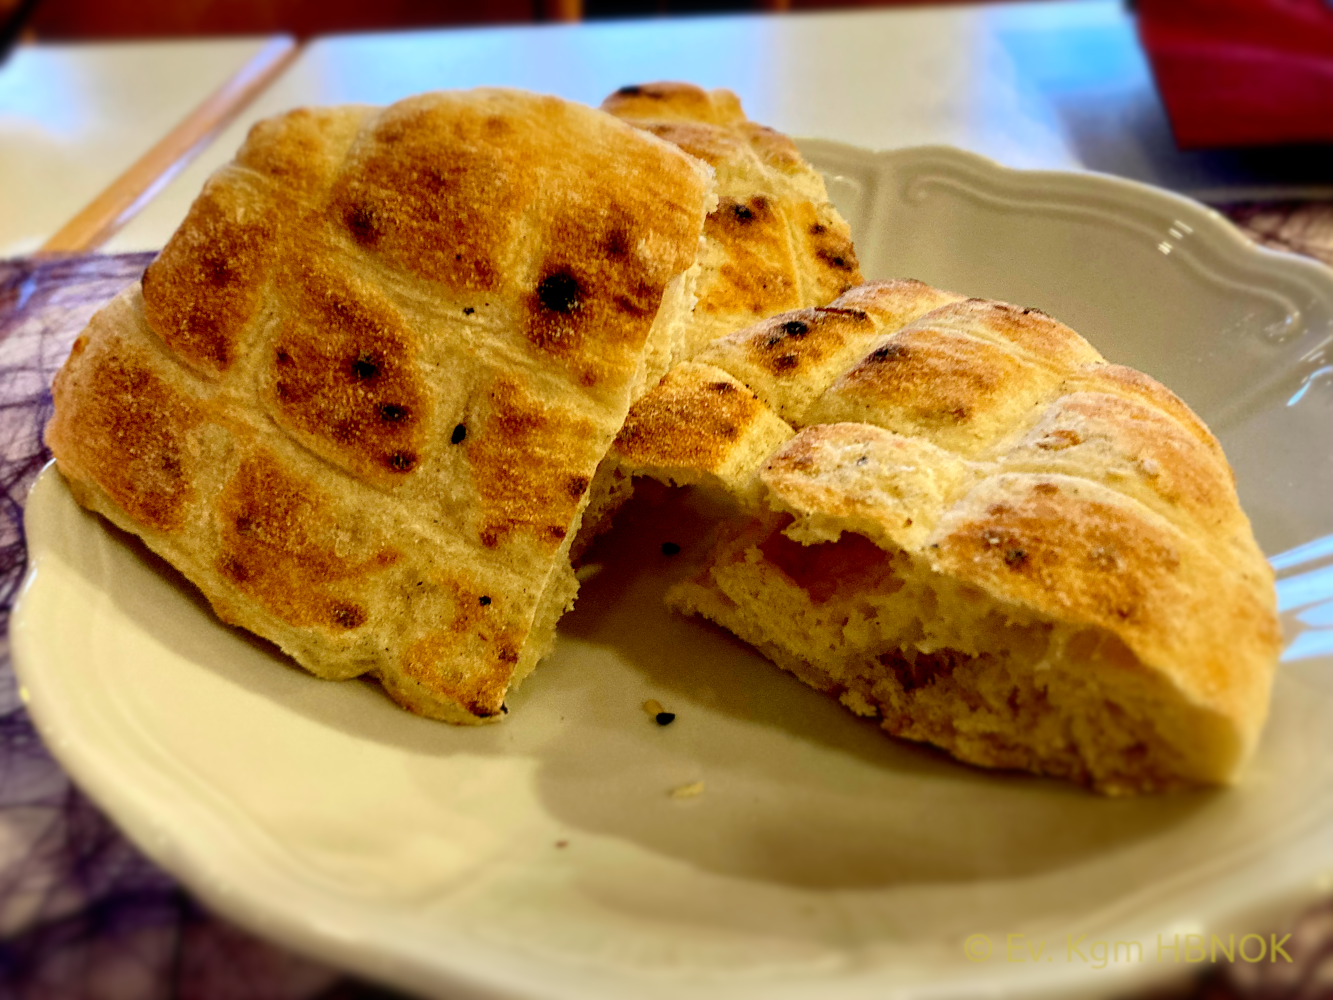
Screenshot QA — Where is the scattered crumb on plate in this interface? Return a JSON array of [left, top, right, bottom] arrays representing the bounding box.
[[575, 562, 604, 583], [670, 780, 704, 799]]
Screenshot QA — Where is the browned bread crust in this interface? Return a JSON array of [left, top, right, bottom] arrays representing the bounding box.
[[612, 362, 792, 500], [611, 279, 962, 487], [659, 282, 1280, 793], [602, 82, 862, 360], [47, 89, 714, 723]]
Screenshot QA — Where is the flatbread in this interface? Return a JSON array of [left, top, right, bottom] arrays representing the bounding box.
[[602, 82, 861, 361], [649, 283, 1279, 793], [47, 88, 714, 723], [608, 279, 963, 490], [571, 83, 865, 545]]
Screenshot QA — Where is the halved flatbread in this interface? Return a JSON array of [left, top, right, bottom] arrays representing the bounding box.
[[47, 89, 714, 723], [612, 282, 1281, 793]]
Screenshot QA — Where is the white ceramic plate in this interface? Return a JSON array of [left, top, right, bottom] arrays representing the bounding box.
[[15, 145, 1333, 1000]]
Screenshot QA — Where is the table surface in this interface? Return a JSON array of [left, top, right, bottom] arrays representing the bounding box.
[[0, 38, 288, 258], [106, 0, 1333, 254]]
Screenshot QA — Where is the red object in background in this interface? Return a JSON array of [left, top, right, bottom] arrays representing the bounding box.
[[1137, 0, 1333, 149]]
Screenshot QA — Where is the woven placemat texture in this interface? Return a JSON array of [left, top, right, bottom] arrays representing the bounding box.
[[0, 254, 395, 1000]]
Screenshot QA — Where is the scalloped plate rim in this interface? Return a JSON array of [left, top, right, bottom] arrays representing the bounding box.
[[14, 143, 1333, 1000]]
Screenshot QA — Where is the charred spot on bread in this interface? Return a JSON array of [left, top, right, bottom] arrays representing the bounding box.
[[330, 602, 366, 629], [817, 248, 854, 271], [717, 196, 769, 228], [352, 353, 380, 380], [603, 228, 631, 258], [141, 189, 275, 375], [815, 306, 869, 322], [860, 341, 895, 367], [527, 268, 597, 355], [345, 202, 383, 246], [537, 271, 582, 314], [220, 556, 250, 584]]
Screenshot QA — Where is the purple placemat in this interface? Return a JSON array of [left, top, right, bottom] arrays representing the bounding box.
[[0, 254, 393, 1000], [1, 215, 1331, 998], [1222, 202, 1333, 271]]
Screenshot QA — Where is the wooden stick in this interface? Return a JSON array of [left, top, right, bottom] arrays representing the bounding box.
[[40, 36, 298, 255], [540, 0, 583, 22]]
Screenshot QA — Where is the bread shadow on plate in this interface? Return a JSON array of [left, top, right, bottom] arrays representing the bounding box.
[[67, 485, 1221, 893]]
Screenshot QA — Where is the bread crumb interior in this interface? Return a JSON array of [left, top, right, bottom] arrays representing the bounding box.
[[668, 514, 1237, 794]]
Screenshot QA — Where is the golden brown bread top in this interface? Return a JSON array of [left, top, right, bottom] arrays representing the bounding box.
[[805, 299, 1108, 457], [58, 326, 206, 533], [602, 82, 862, 360], [611, 278, 1277, 759], [603, 82, 747, 126], [603, 82, 807, 180], [695, 278, 966, 424], [739, 287, 1280, 755], [613, 362, 792, 494], [48, 89, 715, 722], [613, 279, 965, 482]]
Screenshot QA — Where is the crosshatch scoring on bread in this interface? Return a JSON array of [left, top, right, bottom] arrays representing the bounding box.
[[46, 87, 716, 724], [601, 81, 863, 361], [44, 82, 1279, 796], [606, 279, 1280, 795]]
